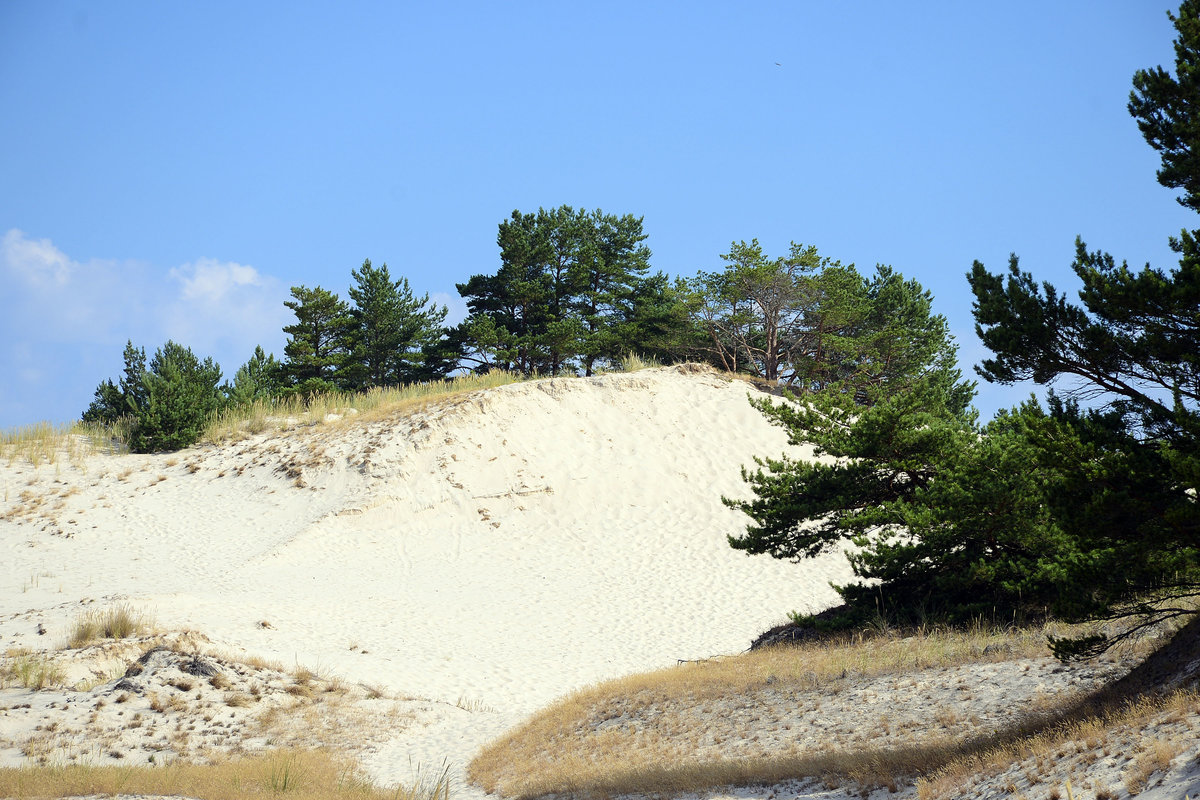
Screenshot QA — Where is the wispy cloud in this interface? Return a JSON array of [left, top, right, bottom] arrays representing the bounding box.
[[163, 258, 290, 362], [2, 228, 73, 288], [0, 229, 289, 426]]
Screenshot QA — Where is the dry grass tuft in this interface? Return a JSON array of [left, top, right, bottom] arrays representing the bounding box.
[[0, 748, 446, 800], [917, 691, 1198, 800], [66, 603, 151, 648], [1, 650, 66, 690], [1, 420, 129, 466], [618, 352, 662, 372]]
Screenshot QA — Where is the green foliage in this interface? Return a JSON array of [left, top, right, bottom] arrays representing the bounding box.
[[727, 359, 1040, 626], [1130, 0, 1200, 212], [128, 341, 223, 452], [686, 242, 957, 398], [960, 3, 1200, 654], [82, 340, 147, 425], [84, 340, 223, 453], [687, 239, 835, 381], [456, 206, 682, 376], [346, 259, 448, 388], [280, 285, 354, 395], [730, 2, 1200, 656], [967, 245, 1200, 652], [223, 345, 282, 406]]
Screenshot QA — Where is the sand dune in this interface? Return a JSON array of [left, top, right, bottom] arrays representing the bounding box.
[[1, 365, 855, 790], [8, 366, 1195, 800]]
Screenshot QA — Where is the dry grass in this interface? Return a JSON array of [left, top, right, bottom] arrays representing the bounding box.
[[471, 625, 1059, 797], [469, 622, 1167, 799], [618, 352, 662, 372], [201, 370, 524, 445], [1, 650, 66, 690], [0, 420, 129, 466], [1, 372, 521, 466], [66, 603, 151, 649], [917, 691, 1198, 800], [0, 748, 449, 800]]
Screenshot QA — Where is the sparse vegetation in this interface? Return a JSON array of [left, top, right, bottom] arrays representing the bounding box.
[[0, 748, 445, 800], [918, 692, 1198, 800], [202, 369, 523, 444], [470, 624, 1092, 798], [0, 419, 129, 466], [1, 650, 65, 690], [473, 611, 1199, 800], [618, 352, 662, 373], [67, 603, 151, 648]]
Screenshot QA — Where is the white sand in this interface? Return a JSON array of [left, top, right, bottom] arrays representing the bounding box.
[[1, 366, 854, 791], [5, 365, 1196, 800]]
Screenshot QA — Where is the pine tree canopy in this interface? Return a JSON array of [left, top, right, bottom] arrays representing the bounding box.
[[726, 2, 1200, 658]]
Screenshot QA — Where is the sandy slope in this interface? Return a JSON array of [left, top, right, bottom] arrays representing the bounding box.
[[7, 366, 1195, 800], [1, 366, 855, 791]]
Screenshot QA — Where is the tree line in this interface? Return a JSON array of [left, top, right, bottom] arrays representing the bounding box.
[[85, 212, 949, 452]]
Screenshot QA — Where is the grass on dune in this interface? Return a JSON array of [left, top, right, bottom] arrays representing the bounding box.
[[0, 650, 66, 690], [0, 748, 450, 800], [469, 621, 1168, 800], [914, 691, 1198, 800], [201, 371, 525, 445], [2, 361, 683, 462], [1, 420, 130, 467], [0, 372, 526, 465], [66, 602, 152, 649]]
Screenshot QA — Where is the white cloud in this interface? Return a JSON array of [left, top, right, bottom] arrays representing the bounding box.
[[0, 229, 291, 427], [2, 228, 73, 287], [171, 259, 265, 303], [163, 259, 289, 366]]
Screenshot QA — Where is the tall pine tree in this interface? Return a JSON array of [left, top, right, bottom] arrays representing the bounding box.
[[347, 259, 449, 388], [280, 286, 354, 395]]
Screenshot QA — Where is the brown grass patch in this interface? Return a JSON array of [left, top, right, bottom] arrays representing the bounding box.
[[917, 691, 1198, 800], [0, 748, 446, 800], [201, 370, 524, 445], [470, 621, 1174, 799], [471, 626, 1057, 797]]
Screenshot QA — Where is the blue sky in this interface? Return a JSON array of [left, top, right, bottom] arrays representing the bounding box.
[[1, 2, 1193, 428]]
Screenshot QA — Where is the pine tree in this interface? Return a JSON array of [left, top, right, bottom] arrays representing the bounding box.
[[347, 259, 448, 388], [280, 286, 354, 395], [129, 341, 222, 452], [1129, 0, 1200, 211], [571, 210, 653, 375], [961, 1, 1200, 655], [457, 206, 672, 376], [223, 345, 281, 405], [82, 340, 147, 424]]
